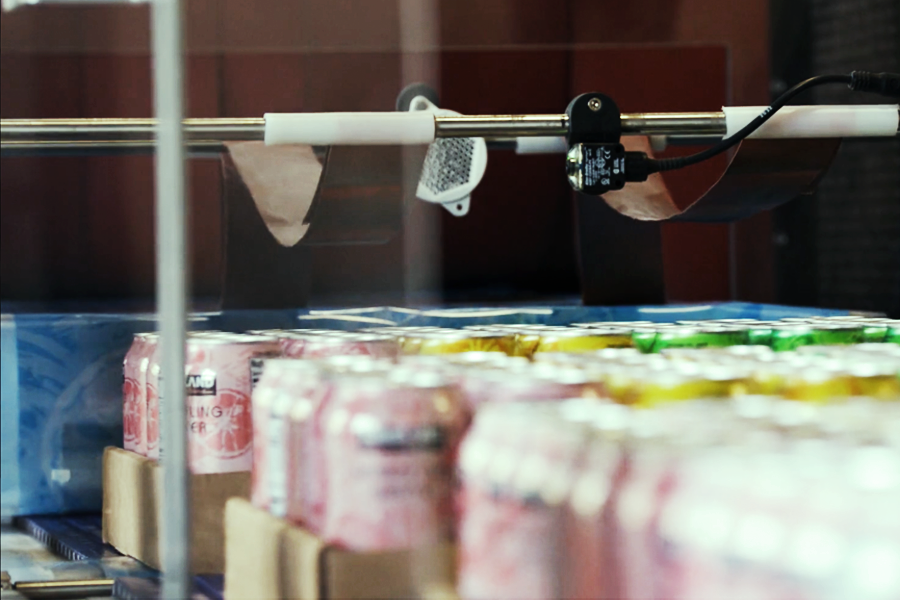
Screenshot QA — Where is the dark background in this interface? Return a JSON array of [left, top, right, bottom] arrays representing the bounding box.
[[1, 0, 896, 314], [771, 0, 900, 316]]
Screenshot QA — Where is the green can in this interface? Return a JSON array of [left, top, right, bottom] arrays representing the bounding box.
[[649, 325, 746, 353], [858, 322, 889, 343], [745, 324, 775, 346], [628, 324, 688, 354], [771, 325, 815, 352], [887, 321, 900, 345], [811, 323, 866, 345], [631, 329, 660, 353]]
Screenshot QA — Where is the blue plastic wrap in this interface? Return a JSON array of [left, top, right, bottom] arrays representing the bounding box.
[[1, 315, 156, 518], [0, 313, 224, 518], [2, 316, 21, 518]]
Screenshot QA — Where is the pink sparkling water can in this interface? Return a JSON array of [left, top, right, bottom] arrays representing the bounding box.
[[145, 338, 162, 460], [123, 335, 143, 453], [179, 334, 281, 473], [150, 333, 280, 472], [317, 366, 466, 550]]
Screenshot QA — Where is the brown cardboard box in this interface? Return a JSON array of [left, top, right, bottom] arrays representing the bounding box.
[[224, 498, 456, 600], [101, 447, 251, 574]]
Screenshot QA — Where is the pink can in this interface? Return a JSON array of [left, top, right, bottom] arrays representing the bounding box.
[[250, 358, 290, 510], [265, 360, 320, 519], [318, 366, 466, 550], [123, 334, 151, 454], [179, 334, 281, 473], [277, 332, 311, 359], [457, 364, 588, 411], [151, 334, 281, 472], [300, 333, 400, 360], [145, 339, 162, 460], [133, 334, 158, 456], [288, 357, 391, 533], [457, 404, 588, 600]]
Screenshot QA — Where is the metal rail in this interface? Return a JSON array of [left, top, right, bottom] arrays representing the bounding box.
[[0, 112, 728, 154], [12, 579, 114, 599]]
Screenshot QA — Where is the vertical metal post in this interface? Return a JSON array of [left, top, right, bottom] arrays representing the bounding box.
[[151, 0, 190, 597], [399, 0, 442, 303]]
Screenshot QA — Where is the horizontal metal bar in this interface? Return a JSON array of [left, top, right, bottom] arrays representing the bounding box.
[[13, 578, 113, 599], [435, 114, 570, 137], [0, 112, 730, 155], [623, 112, 727, 135], [0, 117, 264, 139]]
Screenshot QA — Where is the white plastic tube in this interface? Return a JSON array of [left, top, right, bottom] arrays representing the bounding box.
[[723, 105, 898, 139], [264, 112, 436, 146]]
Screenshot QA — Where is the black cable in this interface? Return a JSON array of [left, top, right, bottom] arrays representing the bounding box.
[[643, 71, 899, 175]]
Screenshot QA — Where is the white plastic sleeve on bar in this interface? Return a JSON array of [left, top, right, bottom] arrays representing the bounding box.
[[515, 136, 569, 154], [723, 104, 899, 139], [264, 112, 436, 146]]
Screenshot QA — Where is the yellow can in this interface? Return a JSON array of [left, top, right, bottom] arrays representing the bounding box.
[[846, 362, 900, 400], [407, 330, 516, 356], [533, 327, 636, 355], [781, 367, 855, 403]]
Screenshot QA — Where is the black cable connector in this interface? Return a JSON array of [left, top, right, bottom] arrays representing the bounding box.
[[630, 71, 900, 176], [624, 152, 651, 183], [850, 71, 900, 97]]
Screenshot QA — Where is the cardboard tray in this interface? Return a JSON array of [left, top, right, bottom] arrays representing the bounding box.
[[102, 447, 250, 574], [223, 497, 456, 600]]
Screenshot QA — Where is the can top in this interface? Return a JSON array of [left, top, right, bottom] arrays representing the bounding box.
[[444, 351, 525, 365], [724, 344, 775, 356], [539, 327, 633, 339], [573, 320, 654, 328], [810, 323, 864, 331], [388, 364, 450, 388], [773, 323, 814, 333], [188, 332, 280, 344]]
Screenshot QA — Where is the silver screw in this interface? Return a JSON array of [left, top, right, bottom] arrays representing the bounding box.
[[587, 98, 602, 111]]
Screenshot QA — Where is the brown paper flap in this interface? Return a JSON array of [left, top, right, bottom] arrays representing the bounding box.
[[324, 543, 456, 600], [103, 447, 250, 575], [144, 462, 250, 574], [198, 471, 252, 574], [148, 465, 250, 574], [224, 142, 322, 247], [281, 523, 325, 600], [225, 500, 456, 600], [102, 447, 159, 568], [602, 136, 680, 221], [224, 497, 287, 600], [323, 546, 418, 600], [220, 149, 313, 310], [598, 137, 842, 223]]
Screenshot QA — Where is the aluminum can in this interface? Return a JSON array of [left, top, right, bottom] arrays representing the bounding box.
[[810, 323, 865, 346], [318, 367, 466, 550], [532, 327, 635, 355], [651, 325, 746, 352], [145, 340, 162, 460], [299, 332, 399, 360], [403, 330, 515, 356], [288, 357, 393, 533], [123, 333, 156, 455], [264, 360, 320, 518], [250, 358, 295, 509], [457, 404, 588, 600], [771, 324, 815, 352], [151, 334, 280, 472]]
